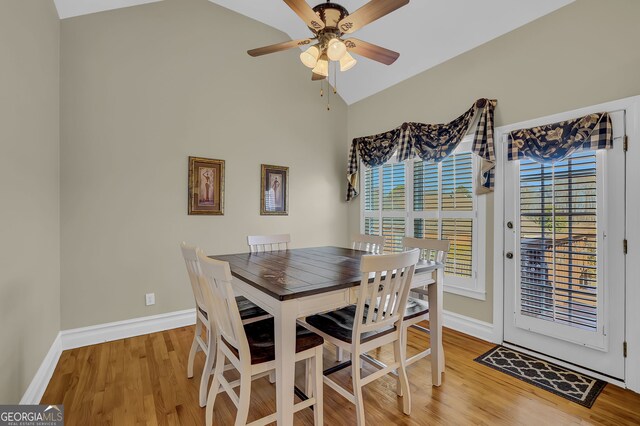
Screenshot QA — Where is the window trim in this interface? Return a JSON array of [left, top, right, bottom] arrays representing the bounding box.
[[359, 136, 486, 300]]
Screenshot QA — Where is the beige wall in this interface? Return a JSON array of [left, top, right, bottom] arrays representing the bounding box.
[[0, 1, 60, 403], [347, 0, 640, 322], [6, 0, 640, 398], [60, 0, 349, 329]]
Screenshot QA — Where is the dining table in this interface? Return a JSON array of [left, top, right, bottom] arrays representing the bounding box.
[[209, 246, 444, 426]]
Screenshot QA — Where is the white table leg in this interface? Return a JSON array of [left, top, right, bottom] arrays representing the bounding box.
[[428, 268, 444, 386], [275, 299, 297, 426]]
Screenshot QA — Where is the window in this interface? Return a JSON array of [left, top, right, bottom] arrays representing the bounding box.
[[361, 138, 486, 300]]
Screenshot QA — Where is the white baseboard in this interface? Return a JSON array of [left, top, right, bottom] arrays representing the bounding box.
[[443, 310, 495, 343], [20, 332, 62, 405], [21, 309, 198, 404], [23, 307, 495, 404], [60, 308, 196, 350]]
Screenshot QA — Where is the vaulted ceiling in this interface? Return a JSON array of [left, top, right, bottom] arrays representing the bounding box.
[[54, 0, 574, 104]]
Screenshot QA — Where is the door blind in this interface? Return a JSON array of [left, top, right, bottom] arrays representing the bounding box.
[[519, 150, 598, 331]]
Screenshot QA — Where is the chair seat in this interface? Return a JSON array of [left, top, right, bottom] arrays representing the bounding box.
[[404, 297, 429, 321], [223, 318, 324, 365], [234, 295, 269, 320], [198, 296, 267, 321], [305, 304, 395, 344]]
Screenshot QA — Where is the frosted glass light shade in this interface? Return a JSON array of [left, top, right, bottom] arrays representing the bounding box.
[[300, 45, 320, 68], [339, 52, 357, 71], [312, 54, 329, 77], [327, 38, 347, 61]]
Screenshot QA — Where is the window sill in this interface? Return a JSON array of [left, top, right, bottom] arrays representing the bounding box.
[[444, 284, 486, 301]]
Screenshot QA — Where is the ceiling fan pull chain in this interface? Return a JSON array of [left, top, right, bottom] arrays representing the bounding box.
[[320, 79, 324, 98], [333, 62, 337, 95]]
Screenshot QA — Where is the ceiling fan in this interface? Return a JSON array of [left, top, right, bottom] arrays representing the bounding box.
[[247, 0, 409, 81]]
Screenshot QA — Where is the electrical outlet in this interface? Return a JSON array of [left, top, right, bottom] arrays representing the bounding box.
[[145, 293, 155, 306]]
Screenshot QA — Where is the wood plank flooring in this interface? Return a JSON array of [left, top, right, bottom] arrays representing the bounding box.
[[41, 324, 640, 425]]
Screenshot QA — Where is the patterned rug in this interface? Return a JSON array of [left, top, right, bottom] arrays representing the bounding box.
[[474, 346, 606, 408]]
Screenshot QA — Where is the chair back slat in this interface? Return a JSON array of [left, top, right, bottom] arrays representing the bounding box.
[[247, 234, 291, 253], [353, 249, 420, 341], [376, 269, 398, 321], [402, 237, 450, 265], [364, 273, 382, 325], [197, 252, 251, 359], [383, 267, 403, 318], [180, 242, 207, 311], [352, 234, 385, 254]]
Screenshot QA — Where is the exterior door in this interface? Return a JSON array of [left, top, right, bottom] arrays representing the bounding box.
[[503, 110, 626, 380]]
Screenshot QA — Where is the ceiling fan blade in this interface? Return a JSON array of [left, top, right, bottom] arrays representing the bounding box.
[[311, 72, 326, 81], [247, 38, 313, 57], [344, 38, 399, 65], [283, 0, 325, 32], [338, 0, 409, 34]]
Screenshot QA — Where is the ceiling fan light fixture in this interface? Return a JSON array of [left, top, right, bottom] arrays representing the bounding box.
[[339, 52, 357, 71], [312, 53, 329, 77], [300, 45, 320, 68], [327, 38, 347, 61]]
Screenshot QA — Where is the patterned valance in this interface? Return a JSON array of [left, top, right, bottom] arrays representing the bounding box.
[[346, 98, 497, 201], [508, 112, 612, 164], [397, 105, 477, 163]]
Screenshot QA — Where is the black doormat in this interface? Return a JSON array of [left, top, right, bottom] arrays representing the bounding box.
[[474, 345, 606, 408]]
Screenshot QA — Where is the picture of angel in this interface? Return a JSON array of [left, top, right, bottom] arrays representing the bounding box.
[[198, 167, 216, 205], [188, 157, 224, 215], [261, 164, 288, 215]]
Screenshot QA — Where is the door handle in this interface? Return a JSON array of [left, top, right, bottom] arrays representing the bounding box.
[[506, 252, 514, 259]]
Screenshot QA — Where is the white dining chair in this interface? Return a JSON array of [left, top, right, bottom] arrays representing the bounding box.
[[247, 234, 291, 253], [400, 237, 450, 370], [198, 252, 324, 426], [335, 234, 387, 362], [351, 234, 385, 254], [180, 242, 270, 407], [301, 249, 420, 425]]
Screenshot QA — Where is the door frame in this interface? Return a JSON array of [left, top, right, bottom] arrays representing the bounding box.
[[492, 95, 640, 392]]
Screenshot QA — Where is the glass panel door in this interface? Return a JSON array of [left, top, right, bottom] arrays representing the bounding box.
[[503, 110, 626, 379]]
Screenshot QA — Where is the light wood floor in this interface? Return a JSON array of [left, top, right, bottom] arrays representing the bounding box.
[[42, 324, 640, 425]]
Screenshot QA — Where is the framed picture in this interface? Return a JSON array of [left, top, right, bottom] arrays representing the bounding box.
[[188, 156, 224, 215], [260, 164, 289, 215]]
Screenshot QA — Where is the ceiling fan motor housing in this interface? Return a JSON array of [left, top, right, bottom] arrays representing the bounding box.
[[312, 2, 349, 31]]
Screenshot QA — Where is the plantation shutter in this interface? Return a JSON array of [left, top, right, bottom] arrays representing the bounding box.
[[364, 166, 379, 211], [413, 151, 475, 278], [413, 160, 438, 212], [381, 161, 406, 253], [382, 162, 405, 211], [441, 152, 473, 212], [519, 150, 598, 330], [441, 153, 473, 277]]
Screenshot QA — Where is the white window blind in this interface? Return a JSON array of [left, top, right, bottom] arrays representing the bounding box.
[[382, 162, 405, 211], [361, 139, 486, 300], [414, 151, 475, 279], [519, 150, 598, 331], [363, 159, 406, 254]]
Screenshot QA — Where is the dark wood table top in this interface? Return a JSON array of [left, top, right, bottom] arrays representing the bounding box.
[[209, 246, 439, 301]]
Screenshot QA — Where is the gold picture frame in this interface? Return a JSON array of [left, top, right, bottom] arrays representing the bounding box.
[[260, 164, 289, 216], [188, 156, 224, 215]]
